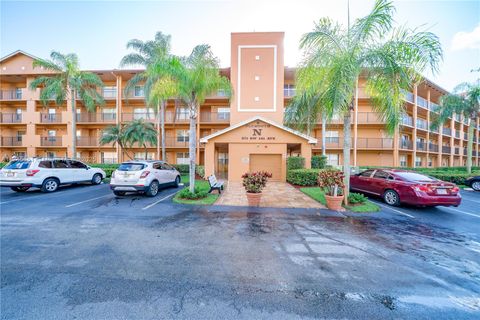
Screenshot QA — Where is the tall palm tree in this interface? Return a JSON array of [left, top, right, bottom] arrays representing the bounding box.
[[100, 124, 132, 160], [172, 45, 231, 192], [431, 81, 480, 173], [30, 51, 105, 158], [123, 120, 158, 160], [295, 0, 442, 199]]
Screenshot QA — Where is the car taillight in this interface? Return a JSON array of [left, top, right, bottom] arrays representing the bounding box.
[[414, 185, 431, 193], [452, 186, 459, 193], [140, 171, 150, 179], [26, 169, 40, 176]]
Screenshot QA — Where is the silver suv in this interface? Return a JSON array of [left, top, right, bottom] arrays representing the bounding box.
[[110, 161, 181, 197], [0, 158, 106, 192]]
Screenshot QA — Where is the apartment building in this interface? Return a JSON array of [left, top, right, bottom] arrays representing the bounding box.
[[1, 32, 480, 181]]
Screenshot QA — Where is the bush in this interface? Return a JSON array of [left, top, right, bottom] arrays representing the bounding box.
[[348, 192, 368, 204], [172, 164, 189, 174], [427, 173, 471, 185], [0, 162, 6, 169], [287, 169, 321, 186], [287, 156, 305, 170], [242, 171, 272, 193], [177, 187, 208, 200], [196, 165, 205, 178], [311, 155, 327, 169], [318, 169, 345, 196]]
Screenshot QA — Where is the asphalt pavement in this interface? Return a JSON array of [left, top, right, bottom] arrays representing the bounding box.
[[1, 183, 479, 319]]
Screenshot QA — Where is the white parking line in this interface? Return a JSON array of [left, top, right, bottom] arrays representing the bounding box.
[[444, 207, 480, 219], [370, 200, 415, 218], [461, 198, 480, 204], [65, 195, 111, 208], [142, 192, 177, 210]]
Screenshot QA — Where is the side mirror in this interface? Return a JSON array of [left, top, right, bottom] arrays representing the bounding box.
[[86, 166, 90, 170]]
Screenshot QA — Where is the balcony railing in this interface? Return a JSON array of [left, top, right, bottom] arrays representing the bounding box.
[[121, 113, 157, 122], [314, 137, 343, 148], [0, 136, 22, 147], [430, 102, 439, 112], [416, 118, 428, 130], [163, 137, 189, 148], [401, 114, 413, 127], [284, 87, 296, 97], [454, 147, 460, 155], [356, 138, 393, 149], [199, 111, 230, 123], [417, 96, 428, 109], [402, 90, 414, 103], [102, 88, 117, 99], [101, 157, 118, 164], [399, 140, 413, 150], [76, 113, 116, 123], [0, 113, 22, 123], [442, 146, 451, 153], [416, 142, 427, 151], [429, 143, 439, 152], [442, 128, 451, 136], [77, 136, 99, 147], [357, 112, 382, 123], [165, 111, 189, 123], [40, 136, 62, 147], [455, 131, 460, 139], [40, 113, 62, 123], [0, 89, 23, 100], [430, 125, 439, 133]]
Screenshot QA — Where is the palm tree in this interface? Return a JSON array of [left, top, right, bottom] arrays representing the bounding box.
[[172, 45, 231, 192], [431, 81, 480, 173], [100, 124, 132, 160], [123, 120, 158, 160], [294, 0, 442, 200], [30, 51, 105, 158]]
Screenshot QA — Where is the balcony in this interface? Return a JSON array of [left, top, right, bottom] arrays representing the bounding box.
[[356, 138, 393, 149], [40, 136, 62, 147], [165, 111, 189, 123], [77, 136, 99, 147], [401, 114, 413, 127], [102, 87, 117, 99], [199, 111, 230, 123], [463, 148, 467, 156], [464, 132, 468, 140], [429, 124, 439, 133], [40, 113, 62, 123], [399, 139, 413, 150], [314, 137, 343, 148], [101, 157, 118, 164], [442, 128, 451, 136], [121, 113, 156, 122], [163, 137, 189, 148], [402, 90, 414, 103], [428, 143, 439, 152], [0, 136, 23, 147], [0, 113, 22, 124], [430, 102, 439, 112], [442, 146, 451, 153], [416, 142, 427, 151], [0, 89, 23, 100], [416, 118, 428, 130], [455, 131, 460, 139], [356, 112, 382, 123], [76, 112, 116, 123], [454, 147, 460, 155], [417, 96, 428, 109]]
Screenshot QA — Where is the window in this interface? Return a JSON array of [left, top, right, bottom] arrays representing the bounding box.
[[134, 86, 144, 97], [103, 86, 117, 98], [152, 162, 162, 170], [102, 108, 116, 120], [395, 172, 437, 182], [5, 160, 31, 169], [134, 152, 154, 160], [176, 152, 190, 165], [161, 163, 174, 170], [326, 154, 339, 166], [415, 156, 422, 167], [76, 130, 81, 137], [101, 152, 117, 164], [46, 152, 56, 158], [400, 155, 407, 167], [373, 170, 389, 179], [69, 160, 87, 169], [38, 160, 53, 168], [177, 130, 189, 142], [360, 170, 374, 177], [134, 108, 154, 120], [76, 108, 81, 114], [15, 88, 22, 99], [428, 157, 433, 167], [48, 130, 56, 137], [15, 108, 22, 121], [53, 160, 69, 168], [16, 131, 25, 142], [176, 107, 189, 120], [217, 107, 230, 120], [13, 152, 26, 159], [284, 84, 296, 97], [48, 108, 56, 120], [325, 131, 339, 143], [118, 163, 145, 171]]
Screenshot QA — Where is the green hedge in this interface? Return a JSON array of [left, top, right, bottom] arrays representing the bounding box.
[[287, 157, 305, 170], [0, 162, 6, 169], [311, 155, 327, 169], [172, 164, 189, 174], [287, 169, 321, 186], [196, 165, 205, 178]]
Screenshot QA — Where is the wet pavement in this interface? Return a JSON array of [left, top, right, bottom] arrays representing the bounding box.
[[1, 184, 479, 319]]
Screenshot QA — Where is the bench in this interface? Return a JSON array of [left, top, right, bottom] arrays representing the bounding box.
[[208, 175, 224, 194]]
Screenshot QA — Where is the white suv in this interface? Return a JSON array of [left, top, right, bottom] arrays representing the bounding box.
[[110, 161, 181, 197], [0, 158, 106, 193]]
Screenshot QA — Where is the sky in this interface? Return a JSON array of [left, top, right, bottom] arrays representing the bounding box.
[[1, 0, 479, 91]]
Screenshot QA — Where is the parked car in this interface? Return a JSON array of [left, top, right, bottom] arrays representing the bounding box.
[[110, 160, 181, 197], [0, 158, 105, 193], [350, 169, 461, 207], [465, 176, 480, 191]]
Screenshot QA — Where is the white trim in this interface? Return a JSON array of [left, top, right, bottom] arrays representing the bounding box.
[[237, 45, 277, 112], [0, 50, 42, 63], [199, 116, 317, 144]]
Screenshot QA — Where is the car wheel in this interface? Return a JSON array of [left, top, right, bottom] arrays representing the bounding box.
[[146, 180, 159, 197], [471, 180, 480, 191], [11, 186, 30, 192], [174, 176, 180, 188], [383, 190, 400, 206], [41, 178, 59, 193], [91, 173, 102, 185], [113, 191, 126, 196]]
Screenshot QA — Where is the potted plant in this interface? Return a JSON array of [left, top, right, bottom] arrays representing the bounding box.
[[242, 171, 272, 206], [318, 169, 345, 211]]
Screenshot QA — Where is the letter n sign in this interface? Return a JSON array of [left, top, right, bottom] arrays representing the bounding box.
[[253, 129, 262, 136]]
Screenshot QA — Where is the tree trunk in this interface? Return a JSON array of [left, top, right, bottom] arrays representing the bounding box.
[[343, 111, 352, 205], [120, 142, 133, 160], [161, 101, 166, 161], [71, 88, 77, 159], [322, 112, 326, 156], [189, 107, 197, 193], [144, 143, 148, 160], [157, 102, 161, 160], [467, 119, 474, 174]]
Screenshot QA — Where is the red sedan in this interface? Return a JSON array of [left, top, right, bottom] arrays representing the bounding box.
[[350, 169, 461, 207]]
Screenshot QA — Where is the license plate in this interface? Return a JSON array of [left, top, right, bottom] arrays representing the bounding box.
[[436, 189, 447, 195], [6, 172, 14, 177]]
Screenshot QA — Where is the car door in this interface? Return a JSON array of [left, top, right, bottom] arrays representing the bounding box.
[[370, 170, 390, 195], [68, 160, 90, 181], [351, 169, 374, 193], [161, 163, 177, 183], [52, 160, 72, 183], [152, 162, 167, 184]]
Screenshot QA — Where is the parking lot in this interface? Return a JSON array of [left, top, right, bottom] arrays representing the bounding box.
[[1, 183, 480, 319]]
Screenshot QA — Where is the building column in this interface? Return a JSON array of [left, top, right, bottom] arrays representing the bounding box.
[[450, 116, 455, 166], [426, 90, 430, 166], [438, 122, 443, 168], [412, 85, 418, 168], [204, 142, 215, 178], [116, 74, 122, 162], [353, 82, 358, 167], [393, 128, 399, 167], [25, 77, 37, 157], [196, 118, 200, 165], [459, 116, 464, 165]]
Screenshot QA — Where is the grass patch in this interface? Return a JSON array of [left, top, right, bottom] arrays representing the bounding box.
[[300, 187, 380, 213], [173, 179, 218, 205]]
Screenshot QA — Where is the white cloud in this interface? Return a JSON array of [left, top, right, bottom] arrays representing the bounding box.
[[451, 24, 480, 51]]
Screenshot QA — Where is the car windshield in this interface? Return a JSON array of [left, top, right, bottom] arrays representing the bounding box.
[[395, 172, 437, 182], [118, 163, 145, 171], [4, 160, 31, 170]]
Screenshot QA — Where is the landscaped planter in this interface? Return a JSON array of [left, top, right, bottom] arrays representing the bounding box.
[[242, 171, 272, 207], [246, 192, 262, 206], [324, 194, 344, 211]]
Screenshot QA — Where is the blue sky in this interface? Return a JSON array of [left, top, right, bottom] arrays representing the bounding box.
[[1, 0, 479, 91]]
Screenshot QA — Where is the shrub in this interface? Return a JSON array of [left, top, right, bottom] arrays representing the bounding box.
[[348, 192, 368, 204], [318, 169, 345, 196], [427, 173, 471, 185], [287, 156, 305, 170], [287, 169, 321, 186], [242, 171, 272, 193], [311, 155, 327, 169], [196, 165, 205, 178], [177, 187, 208, 200], [172, 164, 189, 174], [0, 162, 6, 169]]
